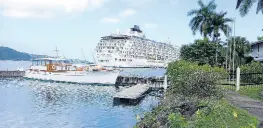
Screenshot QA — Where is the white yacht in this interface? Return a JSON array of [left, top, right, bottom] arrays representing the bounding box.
[[24, 57, 120, 85], [94, 25, 179, 68]]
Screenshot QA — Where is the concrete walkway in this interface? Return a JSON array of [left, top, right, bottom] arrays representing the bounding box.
[[226, 91, 263, 127]]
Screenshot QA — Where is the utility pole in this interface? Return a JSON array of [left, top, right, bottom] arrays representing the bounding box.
[[232, 18, 236, 75]]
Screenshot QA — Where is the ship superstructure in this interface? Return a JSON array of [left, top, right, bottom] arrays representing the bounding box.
[[95, 25, 179, 68]]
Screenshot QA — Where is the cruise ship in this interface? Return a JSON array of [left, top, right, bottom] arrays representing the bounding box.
[[94, 25, 179, 68]]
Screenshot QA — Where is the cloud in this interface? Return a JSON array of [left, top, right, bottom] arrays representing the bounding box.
[[100, 17, 120, 23], [0, 0, 106, 18], [100, 8, 136, 24], [144, 23, 158, 29], [119, 9, 136, 18]]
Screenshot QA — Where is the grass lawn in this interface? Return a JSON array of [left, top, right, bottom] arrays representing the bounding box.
[[193, 99, 259, 128], [237, 85, 263, 102]]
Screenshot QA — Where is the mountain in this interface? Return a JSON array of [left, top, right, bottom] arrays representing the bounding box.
[[0, 46, 48, 60]]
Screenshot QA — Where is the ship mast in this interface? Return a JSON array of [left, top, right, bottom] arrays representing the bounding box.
[[54, 46, 59, 58]]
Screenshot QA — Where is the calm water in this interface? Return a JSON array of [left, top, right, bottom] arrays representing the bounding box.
[[0, 61, 162, 128]]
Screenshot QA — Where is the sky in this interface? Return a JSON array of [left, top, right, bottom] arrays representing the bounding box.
[[0, 0, 262, 61]]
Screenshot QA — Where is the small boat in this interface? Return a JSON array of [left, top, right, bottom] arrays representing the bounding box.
[[24, 57, 120, 85]]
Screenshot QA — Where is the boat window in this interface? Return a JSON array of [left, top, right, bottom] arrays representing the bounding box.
[[32, 60, 37, 66], [46, 60, 50, 65]]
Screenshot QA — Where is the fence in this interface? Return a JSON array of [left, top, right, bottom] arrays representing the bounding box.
[[220, 67, 263, 91]]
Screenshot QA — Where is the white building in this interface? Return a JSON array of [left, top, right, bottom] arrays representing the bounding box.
[[251, 40, 263, 61]]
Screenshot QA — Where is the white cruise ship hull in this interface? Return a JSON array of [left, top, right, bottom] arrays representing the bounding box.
[[24, 71, 120, 85]]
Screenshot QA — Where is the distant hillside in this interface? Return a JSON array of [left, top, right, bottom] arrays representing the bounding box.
[[0, 46, 48, 60]]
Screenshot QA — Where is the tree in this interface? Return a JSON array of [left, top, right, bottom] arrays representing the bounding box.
[[180, 38, 225, 66], [225, 36, 252, 69], [209, 12, 233, 41], [236, 0, 263, 16], [188, 0, 217, 38], [257, 36, 263, 41], [208, 12, 233, 65]]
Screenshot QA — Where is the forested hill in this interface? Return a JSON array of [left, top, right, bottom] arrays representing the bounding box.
[[0, 46, 48, 60]]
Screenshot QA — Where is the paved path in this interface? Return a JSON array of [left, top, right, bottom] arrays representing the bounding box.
[[226, 91, 263, 127]]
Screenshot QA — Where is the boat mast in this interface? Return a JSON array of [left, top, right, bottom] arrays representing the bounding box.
[[81, 48, 87, 62], [54, 46, 59, 58], [91, 49, 97, 64]]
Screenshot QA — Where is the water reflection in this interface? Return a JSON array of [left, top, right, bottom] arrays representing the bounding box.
[[0, 78, 159, 128]]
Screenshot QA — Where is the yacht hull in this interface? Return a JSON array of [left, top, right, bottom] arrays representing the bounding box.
[[24, 71, 120, 85]]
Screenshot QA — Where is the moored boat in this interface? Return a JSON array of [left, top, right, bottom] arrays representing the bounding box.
[[24, 57, 120, 85]]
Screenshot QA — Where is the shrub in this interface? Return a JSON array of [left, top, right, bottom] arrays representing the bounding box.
[[167, 60, 227, 99], [240, 61, 263, 83]]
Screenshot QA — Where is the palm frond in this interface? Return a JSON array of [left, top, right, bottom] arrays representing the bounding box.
[[187, 9, 199, 16], [238, 0, 256, 16], [198, 0, 205, 8], [223, 18, 234, 23], [236, 0, 244, 9], [189, 16, 203, 35], [256, 0, 263, 14], [207, 0, 217, 11], [220, 25, 232, 37]]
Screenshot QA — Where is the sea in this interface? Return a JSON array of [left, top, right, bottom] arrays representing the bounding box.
[[0, 60, 164, 128]]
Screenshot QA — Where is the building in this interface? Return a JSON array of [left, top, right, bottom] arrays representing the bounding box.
[[251, 40, 263, 61]]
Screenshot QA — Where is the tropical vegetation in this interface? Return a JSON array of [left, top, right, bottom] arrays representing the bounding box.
[[136, 0, 262, 127], [187, 0, 217, 38], [135, 60, 259, 128], [236, 0, 263, 16], [188, 0, 233, 40], [225, 36, 253, 69], [258, 36, 263, 41], [180, 38, 225, 66], [240, 61, 263, 83]]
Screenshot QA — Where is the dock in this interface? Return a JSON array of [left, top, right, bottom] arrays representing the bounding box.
[[113, 84, 151, 104], [0, 71, 25, 77]]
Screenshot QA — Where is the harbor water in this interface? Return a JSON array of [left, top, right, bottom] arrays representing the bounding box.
[[0, 61, 164, 128]]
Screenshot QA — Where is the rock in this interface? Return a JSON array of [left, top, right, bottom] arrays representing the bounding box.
[[179, 102, 198, 116]]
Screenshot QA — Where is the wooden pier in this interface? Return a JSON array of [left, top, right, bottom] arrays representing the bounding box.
[[113, 84, 151, 104], [0, 71, 25, 77]]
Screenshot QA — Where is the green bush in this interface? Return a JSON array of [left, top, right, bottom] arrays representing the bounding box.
[[240, 61, 263, 83], [167, 60, 227, 99]]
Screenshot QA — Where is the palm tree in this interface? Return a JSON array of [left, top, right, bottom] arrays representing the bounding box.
[[209, 12, 233, 41], [207, 12, 233, 65], [236, 0, 263, 16], [225, 37, 251, 68], [188, 0, 217, 38]]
